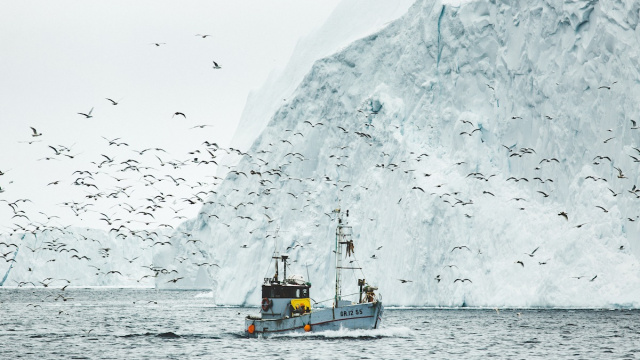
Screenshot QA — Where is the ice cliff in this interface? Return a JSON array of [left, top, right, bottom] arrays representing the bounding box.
[[4, 0, 640, 308], [197, 0, 640, 307]]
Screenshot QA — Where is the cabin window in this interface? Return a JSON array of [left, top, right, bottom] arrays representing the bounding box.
[[262, 285, 309, 298]]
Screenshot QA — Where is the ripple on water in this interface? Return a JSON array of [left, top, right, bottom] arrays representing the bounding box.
[[1, 290, 640, 359]]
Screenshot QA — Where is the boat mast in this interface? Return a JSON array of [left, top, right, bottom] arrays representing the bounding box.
[[272, 227, 280, 282], [334, 209, 342, 306], [334, 208, 352, 307]]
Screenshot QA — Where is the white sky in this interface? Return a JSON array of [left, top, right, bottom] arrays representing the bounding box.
[[0, 1, 342, 232]]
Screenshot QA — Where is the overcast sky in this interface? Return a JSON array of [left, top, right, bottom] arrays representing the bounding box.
[[0, 1, 342, 231]]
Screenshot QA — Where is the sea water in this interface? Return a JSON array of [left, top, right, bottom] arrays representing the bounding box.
[[0, 289, 638, 359]]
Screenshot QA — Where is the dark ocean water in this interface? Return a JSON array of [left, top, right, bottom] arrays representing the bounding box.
[[0, 289, 638, 359]]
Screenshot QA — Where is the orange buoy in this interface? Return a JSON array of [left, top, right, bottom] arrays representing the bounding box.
[[304, 324, 311, 332], [248, 324, 255, 334]]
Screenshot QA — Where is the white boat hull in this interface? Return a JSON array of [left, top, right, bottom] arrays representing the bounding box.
[[245, 301, 383, 336]]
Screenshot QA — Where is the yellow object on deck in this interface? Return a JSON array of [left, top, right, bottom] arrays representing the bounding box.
[[291, 298, 311, 311]]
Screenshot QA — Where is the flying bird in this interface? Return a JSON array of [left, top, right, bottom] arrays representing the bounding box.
[[173, 112, 186, 118], [212, 61, 221, 69], [524, 247, 539, 257], [30, 127, 42, 137], [451, 246, 470, 252], [77, 107, 94, 118]]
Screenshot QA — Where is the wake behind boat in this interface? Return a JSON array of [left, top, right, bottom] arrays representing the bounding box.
[[245, 208, 382, 336]]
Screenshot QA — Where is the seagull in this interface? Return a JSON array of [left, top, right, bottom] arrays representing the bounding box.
[[558, 211, 568, 220], [173, 112, 186, 118], [537, 191, 549, 198], [451, 246, 470, 252], [150, 42, 166, 46], [105, 98, 119, 105], [598, 82, 616, 89], [515, 261, 524, 267], [195, 34, 212, 38], [524, 247, 539, 257], [398, 279, 412, 283], [77, 107, 94, 118], [30, 127, 42, 137], [454, 278, 472, 283], [212, 61, 221, 69], [595, 205, 608, 213]]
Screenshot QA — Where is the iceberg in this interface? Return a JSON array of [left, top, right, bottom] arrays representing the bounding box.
[[3, 0, 640, 308]]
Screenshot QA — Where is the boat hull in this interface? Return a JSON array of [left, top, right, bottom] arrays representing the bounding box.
[[245, 301, 383, 336]]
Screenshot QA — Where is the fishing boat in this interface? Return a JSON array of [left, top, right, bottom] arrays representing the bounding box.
[[245, 208, 383, 336]]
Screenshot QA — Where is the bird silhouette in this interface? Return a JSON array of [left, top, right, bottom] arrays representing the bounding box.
[[30, 127, 42, 137], [451, 246, 470, 252], [454, 278, 472, 283], [77, 107, 94, 118], [524, 247, 539, 257]]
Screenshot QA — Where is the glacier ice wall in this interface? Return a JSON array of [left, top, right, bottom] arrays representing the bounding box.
[[188, 0, 640, 307], [4, 0, 640, 308], [228, 0, 416, 155]]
